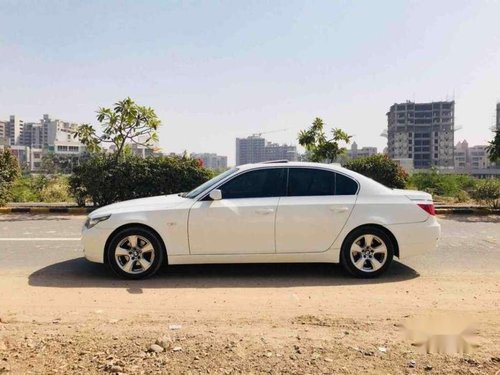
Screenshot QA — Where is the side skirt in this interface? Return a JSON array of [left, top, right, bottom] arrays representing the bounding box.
[[167, 249, 341, 265]]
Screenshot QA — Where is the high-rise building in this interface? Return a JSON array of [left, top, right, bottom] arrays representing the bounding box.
[[191, 153, 228, 170], [0, 121, 6, 141], [40, 114, 81, 149], [235, 135, 266, 165], [387, 101, 455, 169], [6, 115, 24, 145], [264, 142, 297, 162], [235, 135, 297, 165]]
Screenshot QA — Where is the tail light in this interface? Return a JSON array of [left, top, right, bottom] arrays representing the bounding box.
[[418, 203, 436, 216]]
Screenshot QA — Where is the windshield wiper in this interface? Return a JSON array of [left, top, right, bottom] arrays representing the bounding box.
[[178, 192, 188, 197]]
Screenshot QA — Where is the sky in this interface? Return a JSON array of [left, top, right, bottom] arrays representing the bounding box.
[[1, 0, 499, 165]]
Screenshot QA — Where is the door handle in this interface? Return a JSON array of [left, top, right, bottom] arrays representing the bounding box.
[[255, 208, 274, 215], [330, 206, 349, 213]]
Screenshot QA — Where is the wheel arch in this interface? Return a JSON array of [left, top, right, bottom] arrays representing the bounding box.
[[104, 223, 168, 265], [341, 224, 400, 258]]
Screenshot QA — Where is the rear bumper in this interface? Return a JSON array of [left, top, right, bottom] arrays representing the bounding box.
[[386, 216, 441, 259]]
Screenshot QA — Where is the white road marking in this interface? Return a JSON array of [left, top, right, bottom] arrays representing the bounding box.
[[0, 238, 80, 241]]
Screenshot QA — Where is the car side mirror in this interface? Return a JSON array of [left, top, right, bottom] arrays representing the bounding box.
[[209, 189, 222, 201]]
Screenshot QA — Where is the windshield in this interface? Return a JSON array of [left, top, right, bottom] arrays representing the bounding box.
[[184, 168, 239, 198]]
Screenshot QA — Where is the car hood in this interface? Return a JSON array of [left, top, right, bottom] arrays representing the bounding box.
[[90, 194, 188, 217]]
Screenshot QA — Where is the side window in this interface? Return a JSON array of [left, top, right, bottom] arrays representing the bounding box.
[[335, 173, 358, 195], [219, 168, 286, 199], [288, 168, 335, 196]]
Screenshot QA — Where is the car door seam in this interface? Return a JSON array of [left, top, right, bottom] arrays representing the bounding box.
[[186, 200, 198, 255], [274, 197, 280, 254]]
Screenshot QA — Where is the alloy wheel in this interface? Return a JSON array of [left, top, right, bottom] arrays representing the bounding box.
[[349, 234, 388, 273], [114, 235, 155, 274]]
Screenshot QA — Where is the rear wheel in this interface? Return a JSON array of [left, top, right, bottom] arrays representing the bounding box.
[[106, 227, 164, 279], [340, 226, 394, 278]]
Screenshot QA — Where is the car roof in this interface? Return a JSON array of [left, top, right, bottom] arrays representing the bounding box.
[[237, 161, 342, 172], [235, 161, 392, 195]]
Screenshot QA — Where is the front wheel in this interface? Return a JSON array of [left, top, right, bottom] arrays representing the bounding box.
[[340, 226, 394, 278], [106, 227, 164, 279]]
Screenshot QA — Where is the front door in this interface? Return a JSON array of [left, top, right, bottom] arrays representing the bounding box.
[[188, 168, 286, 255], [275, 168, 358, 253]]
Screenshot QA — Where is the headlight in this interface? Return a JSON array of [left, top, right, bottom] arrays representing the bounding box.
[[84, 214, 111, 229]]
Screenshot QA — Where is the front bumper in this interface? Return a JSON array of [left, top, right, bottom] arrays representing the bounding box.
[[81, 225, 112, 263], [386, 216, 441, 259]]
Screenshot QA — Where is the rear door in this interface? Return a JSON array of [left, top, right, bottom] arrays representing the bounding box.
[[275, 167, 358, 253]]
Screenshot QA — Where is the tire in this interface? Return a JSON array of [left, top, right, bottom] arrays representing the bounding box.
[[340, 226, 394, 278], [106, 226, 165, 279]]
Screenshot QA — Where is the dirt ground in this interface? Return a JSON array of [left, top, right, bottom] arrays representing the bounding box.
[[0, 215, 499, 374]]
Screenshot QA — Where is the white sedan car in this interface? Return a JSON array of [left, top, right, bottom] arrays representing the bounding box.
[[82, 161, 440, 279]]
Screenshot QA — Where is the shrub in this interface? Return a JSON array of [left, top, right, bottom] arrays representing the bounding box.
[[10, 176, 40, 202], [39, 177, 72, 203], [0, 149, 20, 206], [10, 175, 73, 203], [69, 153, 213, 206], [343, 154, 408, 188], [454, 190, 470, 203], [470, 179, 500, 208], [409, 170, 477, 197]]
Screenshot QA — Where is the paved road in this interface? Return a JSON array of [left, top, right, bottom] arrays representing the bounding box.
[[1, 213, 498, 375], [0, 214, 498, 278]]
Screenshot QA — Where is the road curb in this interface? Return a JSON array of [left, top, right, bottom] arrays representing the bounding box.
[[0, 207, 94, 215], [435, 208, 500, 215]]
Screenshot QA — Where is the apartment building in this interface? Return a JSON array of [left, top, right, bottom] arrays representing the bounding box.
[[387, 101, 455, 169], [5, 115, 24, 145], [0, 121, 6, 142], [191, 153, 228, 170], [454, 140, 492, 169], [0, 114, 86, 171], [347, 142, 377, 159], [454, 140, 469, 169], [235, 135, 297, 165], [235, 135, 265, 165]]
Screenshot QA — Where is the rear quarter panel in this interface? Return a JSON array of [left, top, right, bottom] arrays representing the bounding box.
[[330, 193, 429, 250]]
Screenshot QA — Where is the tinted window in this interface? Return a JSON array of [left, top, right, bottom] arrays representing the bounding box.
[[288, 168, 335, 196], [335, 173, 358, 195], [185, 168, 238, 198], [219, 168, 286, 199]]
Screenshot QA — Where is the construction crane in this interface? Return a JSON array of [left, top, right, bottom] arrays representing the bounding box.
[[252, 128, 289, 137]]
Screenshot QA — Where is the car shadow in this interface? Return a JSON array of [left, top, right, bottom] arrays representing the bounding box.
[[28, 257, 419, 290]]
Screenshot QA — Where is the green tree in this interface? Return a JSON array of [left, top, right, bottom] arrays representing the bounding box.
[[344, 154, 408, 189], [0, 149, 21, 205], [41, 153, 83, 174], [74, 97, 161, 160], [486, 130, 500, 162], [298, 117, 351, 163]]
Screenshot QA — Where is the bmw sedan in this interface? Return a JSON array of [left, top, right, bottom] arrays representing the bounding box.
[[82, 161, 440, 279]]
